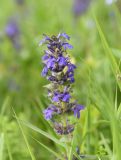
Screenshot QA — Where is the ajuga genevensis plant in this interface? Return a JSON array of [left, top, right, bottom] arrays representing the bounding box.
[[40, 33, 84, 159]]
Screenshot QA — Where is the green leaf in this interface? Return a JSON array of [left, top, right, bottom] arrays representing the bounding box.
[[117, 103, 121, 118], [31, 136, 64, 160], [0, 133, 4, 160], [100, 133, 112, 156], [5, 132, 13, 160], [1, 96, 10, 116], [94, 16, 121, 90], [13, 108, 36, 160], [18, 118, 66, 148]]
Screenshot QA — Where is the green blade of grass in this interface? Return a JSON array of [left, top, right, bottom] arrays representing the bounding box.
[[73, 152, 83, 160], [17, 118, 66, 148], [117, 103, 121, 118], [94, 15, 121, 91], [112, 48, 121, 59], [31, 136, 64, 160], [1, 96, 10, 116], [0, 133, 4, 160], [67, 138, 73, 160], [100, 133, 112, 156], [94, 16, 121, 159], [113, 4, 121, 35], [13, 108, 36, 160], [5, 132, 13, 160]]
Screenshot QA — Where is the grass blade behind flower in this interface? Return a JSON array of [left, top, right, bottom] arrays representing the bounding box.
[[31, 136, 64, 160], [15, 117, 66, 148], [94, 15, 121, 91], [13, 108, 36, 160], [0, 133, 4, 160]]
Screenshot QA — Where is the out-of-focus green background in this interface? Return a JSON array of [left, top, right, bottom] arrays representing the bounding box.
[[0, 0, 121, 159]]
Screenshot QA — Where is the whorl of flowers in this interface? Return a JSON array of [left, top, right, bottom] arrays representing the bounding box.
[[40, 33, 84, 135]]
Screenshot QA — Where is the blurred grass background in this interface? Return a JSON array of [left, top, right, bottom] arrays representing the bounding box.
[[0, 0, 121, 159]]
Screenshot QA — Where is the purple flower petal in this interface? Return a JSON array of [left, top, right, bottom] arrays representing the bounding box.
[[62, 43, 73, 50], [69, 75, 75, 83], [52, 96, 59, 102], [46, 57, 56, 70], [47, 76, 57, 82], [43, 105, 61, 120], [57, 56, 67, 66], [67, 64, 76, 73], [58, 33, 70, 40], [41, 66, 48, 77], [39, 36, 50, 46], [42, 54, 49, 61], [43, 108, 53, 120], [52, 92, 60, 102], [73, 104, 84, 118], [62, 92, 71, 102]]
